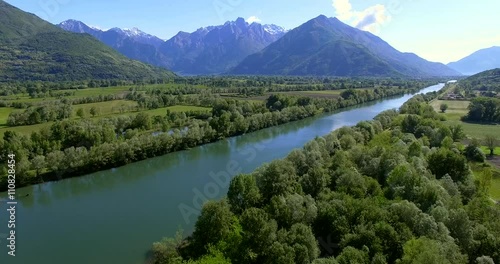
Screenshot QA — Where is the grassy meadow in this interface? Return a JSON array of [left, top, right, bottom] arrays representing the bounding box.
[[430, 99, 500, 139], [430, 99, 500, 200]]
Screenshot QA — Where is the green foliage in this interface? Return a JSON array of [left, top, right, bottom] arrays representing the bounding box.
[[483, 135, 499, 156], [0, 82, 421, 191], [150, 90, 500, 264], [427, 148, 470, 182], [191, 200, 238, 257], [456, 69, 500, 96], [397, 237, 467, 264], [0, 1, 175, 82], [440, 103, 449, 113], [464, 97, 500, 123], [228, 174, 262, 214], [464, 145, 486, 162]]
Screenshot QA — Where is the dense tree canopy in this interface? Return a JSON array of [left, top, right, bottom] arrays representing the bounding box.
[[150, 93, 500, 264]]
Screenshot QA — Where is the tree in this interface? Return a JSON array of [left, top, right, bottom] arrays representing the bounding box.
[[150, 230, 184, 264], [191, 200, 237, 257], [336, 247, 369, 264], [76, 108, 85, 119], [428, 148, 470, 183], [266, 194, 317, 228], [483, 135, 498, 156], [450, 125, 465, 142], [398, 237, 467, 264], [227, 174, 261, 214], [440, 103, 449, 113], [256, 159, 300, 202], [132, 112, 152, 130], [89, 106, 99, 117], [31, 155, 46, 180]]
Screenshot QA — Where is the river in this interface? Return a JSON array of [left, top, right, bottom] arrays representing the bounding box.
[[0, 83, 444, 264]]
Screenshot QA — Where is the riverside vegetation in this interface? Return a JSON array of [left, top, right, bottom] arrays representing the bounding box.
[[0, 77, 434, 191], [149, 91, 500, 264]]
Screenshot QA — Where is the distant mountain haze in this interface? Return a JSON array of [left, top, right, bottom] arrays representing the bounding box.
[[447, 46, 500, 75], [229, 15, 461, 77]]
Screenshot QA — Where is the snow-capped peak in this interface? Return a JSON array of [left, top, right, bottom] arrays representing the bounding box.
[[263, 24, 286, 35]]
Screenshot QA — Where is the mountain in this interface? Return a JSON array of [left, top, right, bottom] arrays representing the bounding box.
[[457, 68, 500, 92], [230, 15, 460, 77], [58, 20, 169, 68], [447, 47, 500, 76], [58, 18, 286, 75], [0, 1, 175, 82], [58, 20, 164, 48], [159, 17, 287, 75]]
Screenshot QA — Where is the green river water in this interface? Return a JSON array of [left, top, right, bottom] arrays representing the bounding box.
[[0, 83, 444, 264]]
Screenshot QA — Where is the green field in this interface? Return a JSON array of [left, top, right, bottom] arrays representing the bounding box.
[[0, 107, 14, 127], [221, 90, 348, 102], [73, 100, 138, 117], [0, 105, 211, 136], [0, 86, 133, 104], [0, 122, 53, 136], [144, 105, 212, 116], [431, 99, 500, 139], [430, 100, 470, 114]]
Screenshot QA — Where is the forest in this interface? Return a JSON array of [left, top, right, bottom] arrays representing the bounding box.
[[148, 91, 500, 264], [0, 77, 432, 191]]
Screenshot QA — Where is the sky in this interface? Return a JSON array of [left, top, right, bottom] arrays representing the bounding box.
[[4, 0, 500, 64]]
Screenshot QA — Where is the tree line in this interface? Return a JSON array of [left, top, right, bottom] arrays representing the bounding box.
[[0, 85, 419, 191], [149, 92, 500, 264], [463, 97, 500, 123]]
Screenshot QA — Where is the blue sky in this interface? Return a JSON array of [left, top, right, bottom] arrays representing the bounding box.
[[4, 0, 500, 64]]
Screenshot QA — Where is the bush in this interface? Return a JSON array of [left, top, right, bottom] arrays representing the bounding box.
[[464, 145, 486, 162]]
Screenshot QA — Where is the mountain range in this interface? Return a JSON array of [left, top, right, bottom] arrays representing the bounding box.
[[58, 18, 287, 75], [230, 15, 460, 77], [0, 1, 174, 82], [447, 46, 500, 76], [1, 1, 473, 80], [58, 16, 462, 78]]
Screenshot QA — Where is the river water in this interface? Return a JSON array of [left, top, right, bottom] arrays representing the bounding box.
[[0, 83, 444, 264]]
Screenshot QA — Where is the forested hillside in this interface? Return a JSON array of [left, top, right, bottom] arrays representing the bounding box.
[[0, 1, 175, 82], [150, 92, 500, 264]]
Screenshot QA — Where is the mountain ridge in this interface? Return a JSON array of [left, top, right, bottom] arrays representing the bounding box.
[[447, 46, 500, 76], [230, 15, 460, 77], [58, 18, 287, 75], [0, 1, 175, 82]]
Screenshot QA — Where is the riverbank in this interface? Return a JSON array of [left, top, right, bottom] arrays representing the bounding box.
[[0, 85, 422, 192], [151, 84, 499, 264], [0, 84, 444, 264]]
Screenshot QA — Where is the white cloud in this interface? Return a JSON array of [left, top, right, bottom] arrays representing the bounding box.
[[246, 16, 262, 24], [332, 0, 353, 20], [332, 0, 391, 34]]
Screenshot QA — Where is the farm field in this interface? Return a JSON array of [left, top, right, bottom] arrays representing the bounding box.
[[144, 105, 211, 116], [431, 99, 500, 139], [0, 86, 132, 103], [0, 107, 14, 128], [0, 105, 212, 136], [221, 90, 346, 102], [73, 100, 138, 117]]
